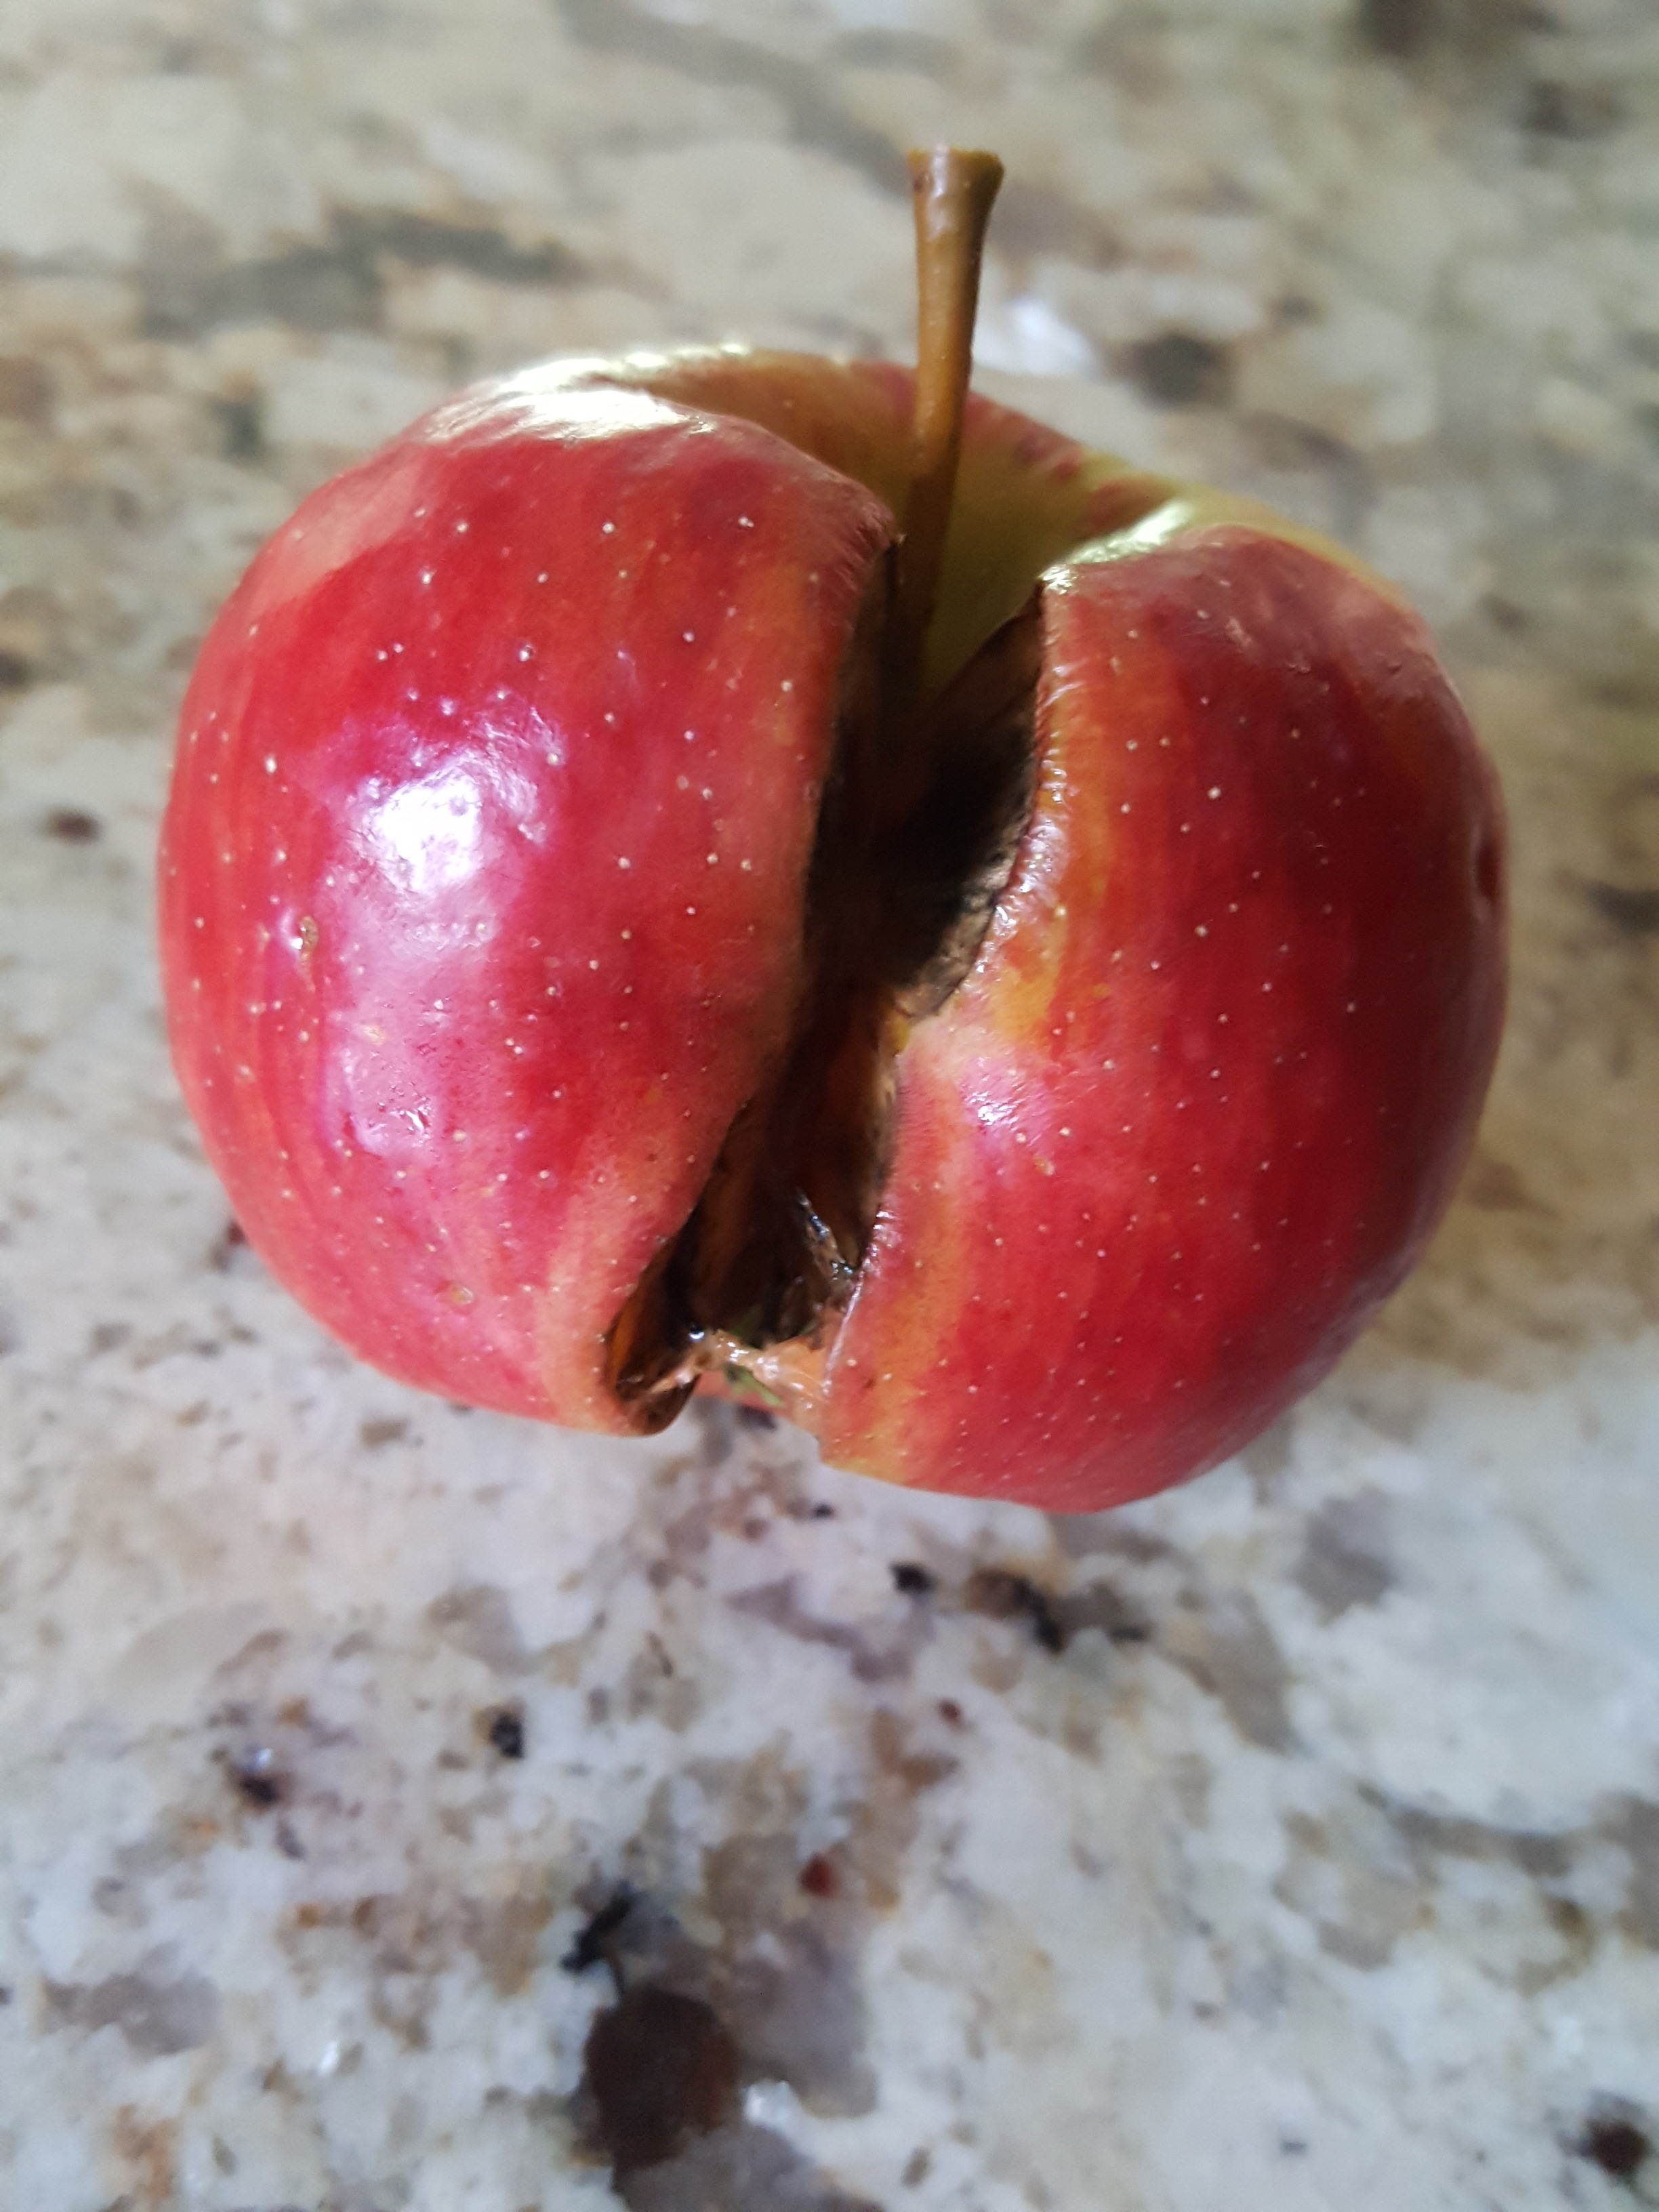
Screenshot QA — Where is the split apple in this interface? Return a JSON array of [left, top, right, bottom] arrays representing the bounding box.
[[158, 152, 1505, 1512]]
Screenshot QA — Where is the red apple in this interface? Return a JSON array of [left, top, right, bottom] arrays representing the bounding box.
[[157, 159, 1504, 1513]]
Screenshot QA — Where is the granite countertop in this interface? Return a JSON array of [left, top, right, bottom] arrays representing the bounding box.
[[2, 2, 1657, 2207]]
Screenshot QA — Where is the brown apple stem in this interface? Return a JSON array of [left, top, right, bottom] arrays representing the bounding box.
[[890, 146, 1004, 705]]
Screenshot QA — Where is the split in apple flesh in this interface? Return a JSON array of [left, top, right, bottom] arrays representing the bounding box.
[[159, 155, 1505, 1511]]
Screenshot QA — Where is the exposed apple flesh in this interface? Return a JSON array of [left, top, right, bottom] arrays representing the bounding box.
[[158, 165, 1505, 1511]]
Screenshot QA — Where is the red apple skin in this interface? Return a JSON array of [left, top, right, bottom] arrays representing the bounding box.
[[815, 529, 1506, 1509], [159, 371, 893, 1429], [159, 350, 1506, 1509]]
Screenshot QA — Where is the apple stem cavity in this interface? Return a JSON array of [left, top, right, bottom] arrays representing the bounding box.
[[890, 146, 1005, 705]]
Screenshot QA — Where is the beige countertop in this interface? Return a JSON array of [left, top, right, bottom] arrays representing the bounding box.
[[1, 2, 1656, 2207]]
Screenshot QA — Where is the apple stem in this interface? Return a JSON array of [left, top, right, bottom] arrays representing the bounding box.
[[890, 146, 1004, 701]]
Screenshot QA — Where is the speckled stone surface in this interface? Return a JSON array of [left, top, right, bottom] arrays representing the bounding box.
[[1, 3, 1657, 2207]]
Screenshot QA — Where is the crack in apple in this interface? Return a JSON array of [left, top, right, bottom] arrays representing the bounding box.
[[600, 152, 1126, 1437], [602, 586, 1042, 1435]]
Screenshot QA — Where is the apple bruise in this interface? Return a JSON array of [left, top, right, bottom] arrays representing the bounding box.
[[602, 564, 1046, 1431]]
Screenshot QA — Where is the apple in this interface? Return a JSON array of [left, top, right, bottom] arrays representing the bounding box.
[[158, 153, 1504, 1512]]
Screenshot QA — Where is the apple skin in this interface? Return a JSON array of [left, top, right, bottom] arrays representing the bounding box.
[[159, 370, 895, 1431], [817, 528, 1506, 1509], [159, 350, 1505, 1508]]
